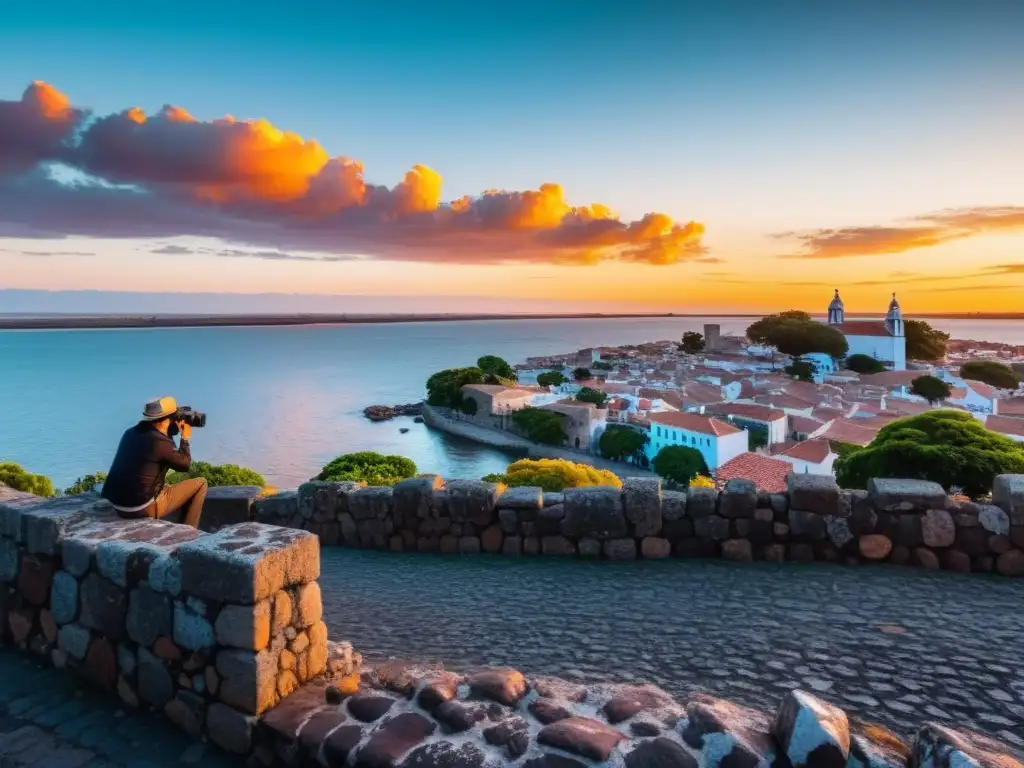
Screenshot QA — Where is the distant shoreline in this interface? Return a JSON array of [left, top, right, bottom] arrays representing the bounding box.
[[0, 311, 1020, 331]]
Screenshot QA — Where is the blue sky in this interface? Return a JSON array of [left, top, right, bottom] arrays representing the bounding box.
[[1, 0, 1022, 312]]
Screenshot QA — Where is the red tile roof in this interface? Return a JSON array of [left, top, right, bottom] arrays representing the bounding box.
[[832, 321, 892, 337], [648, 411, 743, 437], [985, 415, 1024, 437], [715, 453, 792, 493], [965, 380, 999, 400], [776, 439, 833, 463], [816, 418, 880, 447], [706, 402, 786, 423], [788, 415, 825, 435], [859, 371, 922, 388], [1002, 398, 1024, 416]]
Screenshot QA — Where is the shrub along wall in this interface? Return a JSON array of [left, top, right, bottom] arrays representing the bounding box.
[[252, 474, 1024, 576]]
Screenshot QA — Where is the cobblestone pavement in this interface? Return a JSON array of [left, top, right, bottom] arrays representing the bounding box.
[[0, 652, 240, 767], [321, 551, 1024, 749]]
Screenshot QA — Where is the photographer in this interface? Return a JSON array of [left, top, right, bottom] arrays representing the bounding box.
[[101, 396, 207, 528]]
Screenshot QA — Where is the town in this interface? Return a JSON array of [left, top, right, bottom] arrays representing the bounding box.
[[430, 290, 1024, 492]]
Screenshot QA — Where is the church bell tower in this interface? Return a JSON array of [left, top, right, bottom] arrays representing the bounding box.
[[828, 289, 845, 325], [885, 292, 904, 337]]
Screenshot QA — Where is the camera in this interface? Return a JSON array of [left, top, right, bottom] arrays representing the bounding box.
[[176, 406, 207, 428]]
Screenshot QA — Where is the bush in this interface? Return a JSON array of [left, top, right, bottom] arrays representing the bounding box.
[[63, 472, 107, 496], [511, 408, 567, 445], [598, 426, 648, 464], [426, 367, 486, 409], [834, 410, 1024, 497], [910, 375, 952, 404], [477, 355, 517, 382], [0, 461, 55, 497], [572, 367, 591, 381], [960, 361, 1021, 390], [785, 360, 815, 382], [689, 474, 715, 489], [537, 371, 568, 388], [592, 361, 613, 371], [494, 458, 622, 492], [680, 331, 706, 354], [905, 319, 950, 362], [846, 354, 886, 374], [575, 387, 609, 407], [652, 446, 709, 486], [317, 452, 417, 486], [168, 461, 266, 487]]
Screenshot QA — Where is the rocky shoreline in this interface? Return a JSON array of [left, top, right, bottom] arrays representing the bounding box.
[[363, 404, 424, 422]]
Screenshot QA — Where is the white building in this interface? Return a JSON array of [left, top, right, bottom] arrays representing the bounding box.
[[826, 290, 908, 371], [646, 412, 749, 471], [774, 439, 837, 476]]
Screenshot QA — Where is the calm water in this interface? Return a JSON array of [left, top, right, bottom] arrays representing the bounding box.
[[0, 317, 1021, 488]]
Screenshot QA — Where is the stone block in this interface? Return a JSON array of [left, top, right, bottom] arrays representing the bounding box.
[[562, 487, 627, 539], [537, 505, 565, 536], [921, 509, 955, 548], [978, 504, 1010, 535], [215, 599, 270, 650], [578, 538, 601, 557], [640, 537, 671, 559], [174, 600, 216, 650], [859, 534, 893, 560], [604, 538, 636, 560], [0, 485, 44, 541], [502, 536, 522, 556], [200, 486, 262, 532], [207, 702, 256, 754], [458, 536, 481, 554], [543, 492, 564, 507], [498, 508, 519, 533], [307, 619, 328, 678], [177, 523, 319, 604], [911, 722, 1020, 768], [252, 490, 298, 522], [296, 581, 322, 627], [541, 535, 575, 556], [392, 476, 444, 526], [21, 495, 102, 555], [868, 478, 947, 512], [825, 517, 854, 549], [58, 622, 91, 660], [79, 573, 127, 639], [165, 690, 205, 736], [49, 570, 78, 625], [789, 509, 827, 540], [348, 486, 394, 521], [17, 552, 53, 605], [686, 488, 718, 518], [662, 490, 687, 521], [439, 535, 458, 554], [84, 635, 118, 689], [719, 479, 757, 519], [895, 514, 923, 547], [126, 585, 171, 646], [788, 474, 842, 516], [772, 690, 850, 768], [694, 516, 730, 541], [481, 525, 503, 553], [358, 712, 437, 766], [623, 477, 662, 537], [538, 716, 626, 761], [216, 647, 280, 714], [993, 475, 1024, 524], [996, 549, 1024, 576], [446, 480, 502, 526], [147, 553, 183, 596], [722, 539, 753, 562], [0, 538, 18, 582], [494, 485, 543, 511]]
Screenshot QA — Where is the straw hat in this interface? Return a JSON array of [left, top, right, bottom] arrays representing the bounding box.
[[142, 396, 178, 421]]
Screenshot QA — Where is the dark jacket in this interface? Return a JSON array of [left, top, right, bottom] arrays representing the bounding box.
[[101, 422, 191, 508]]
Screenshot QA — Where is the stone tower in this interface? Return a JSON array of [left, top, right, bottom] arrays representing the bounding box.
[[885, 292, 904, 337], [827, 289, 845, 325]]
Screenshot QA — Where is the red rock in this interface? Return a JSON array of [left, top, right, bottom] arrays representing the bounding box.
[[481, 525, 504, 553], [348, 692, 396, 722], [640, 538, 671, 559], [324, 724, 364, 766], [602, 685, 674, 724], [84, 636, 118, 689], [988, 535, 1011, 554], [859, 535, 892, 560], [996, 549, 1024, 576], [17, 554, 53, 606], [299, 709, 349, 752], [722, 539, 753, 563], [39, 609, 57, 644], [538, 716, 626, 761], [469, 668, 527, 706], [941, 550, 972, 573], [8, 607, 34, 643], [154, 635, 182, 660], [417, 674, 460, 712], [355, 712, 436, 767], [529, 697, 572, 724], [913, 548, 940, 570], [625, 737, 698, 768]]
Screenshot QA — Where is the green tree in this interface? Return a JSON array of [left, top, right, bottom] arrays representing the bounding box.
[[746, 424, 769, 451], [960, 361, 1021, 390], [0, 462, 55, 497], [911, 375, 953, 405], [747, 312, 848, 358], [834, 410, 1024, 497], [426, 367, 486, 409], [905, 320, 950, 362], [168, 462, 266, 487], [679, 331, 706, 354], [63, 472, 107, 496], [785, 360, 815, 382], [317, 452, 417, 486], [572, 367, 592, 382], [575, 387, 609, 407], [598, 426, 648, 463], [652, 445, 709, 486], [489, 458, 622, 492], [477, 355, 517, 383], [537, 370, 569, 388], [511, 408, 567, 445], [846, 354, 886, 374], [592, 361, 613, 371]]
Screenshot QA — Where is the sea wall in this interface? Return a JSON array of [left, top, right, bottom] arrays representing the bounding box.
[[0, 485, 358, 756], [252, 473, 1024, 576]]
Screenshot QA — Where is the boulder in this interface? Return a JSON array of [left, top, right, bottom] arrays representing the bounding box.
[[623, 477, 662, 537], [978, 504, 1010, 536], [722, 539, 753, 562], [498, 486, 544, 511], [537, 505, 566, 536], [662, 490, 687, 521], [789, 509, 827, 540], [682, 694, 775, 768], [578, 538, 601, 558], [921, 509, 955, 548], [206, 702, 256, 755], [625, 738, 697, 768], [788, 474, 842, 517], [468, 668, 527, 706], [995, 549, 1024, 576], [561, 487, 627, 540], [127, 585, 172, 647], [357, 713, 436, 767], [694, 516, 730, 541], [772, 689, 850, 768], [913, 548, 940, 570], [537, 716, 626, 761], [910, 722, 1023, 768], [640, 537, 671, 559], [686, 488, 718, 518], [604, 538, 637, 560], [446, 480, 502, 526], [825, 516, 854, 549], [80, 573, 127, 639], [541, 536, 575, 556], [392, 476, 443, 526], [529, 697, 572, 724], [868, 478, 946, 512], [859, 535, 892, 561], [993, 474, 1024, 524]]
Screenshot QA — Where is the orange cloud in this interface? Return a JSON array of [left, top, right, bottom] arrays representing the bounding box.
[[0, 81, 706, 266], [778, 206, 1024, 259]]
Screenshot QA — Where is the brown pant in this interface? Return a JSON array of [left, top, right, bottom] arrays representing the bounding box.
[[139, 478, 208, 528]]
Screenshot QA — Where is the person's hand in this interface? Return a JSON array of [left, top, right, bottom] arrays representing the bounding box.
[[179, 421, 192, 441]]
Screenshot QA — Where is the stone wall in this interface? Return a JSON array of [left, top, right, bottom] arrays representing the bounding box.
[[252, 474, 1024, 576], [0, 485, 356, 756]]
